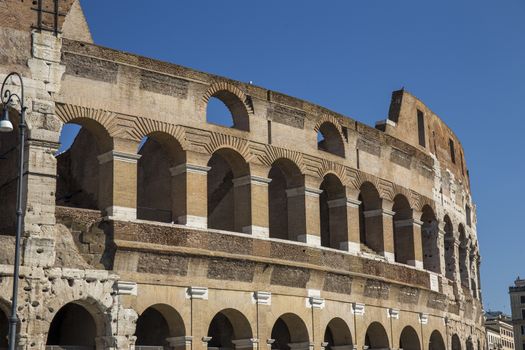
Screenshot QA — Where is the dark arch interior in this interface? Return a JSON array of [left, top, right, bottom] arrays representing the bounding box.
[[399, 326, 420, 350], [46, 303, 97, 348], [207, 312, 234, 349], [358, 182, 382, 253], [429, 331, 446, 350], [324, 318, 353, 350], [421, 205, 440, 273], [317, 122, 345, 157], [207, 149, 250, 233], [444, 215, 455, 280], [319, 174, 346, 250], [0, 307, 8, 348], [135, 307, 170, 346], [268, 159, 304, 241], [392, 194, 413, 264], [56, 121, 108, 211], [452, 335, 462, 350], [271, 318, 292, 350], [365, 322, 389, 349]]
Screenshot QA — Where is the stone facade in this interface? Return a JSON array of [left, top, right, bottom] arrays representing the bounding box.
[[0, 1, 483, 349]]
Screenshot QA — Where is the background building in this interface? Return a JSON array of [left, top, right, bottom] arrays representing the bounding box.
[[509, 278, 525, 350], [486, 312, 515, 350], [0, 0, 484, 349]]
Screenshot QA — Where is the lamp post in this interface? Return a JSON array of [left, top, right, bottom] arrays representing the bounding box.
[[0, 72, 27, 350]]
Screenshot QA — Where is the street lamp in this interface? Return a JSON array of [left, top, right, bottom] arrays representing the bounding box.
[[0, 72, 27, 350]]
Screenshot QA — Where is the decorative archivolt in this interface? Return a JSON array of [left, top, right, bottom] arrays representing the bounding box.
[[252, 144, 306, 174], [130, 117, 189, 150], [200, 81, 254, 114], [55, 103, 120, 137], [185, 129, 253, 162], [314, 114, 343, 134], [305, 156, 348, 186]]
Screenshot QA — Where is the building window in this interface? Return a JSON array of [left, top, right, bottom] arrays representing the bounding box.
[[417, 109, 426, 147], [521, 295, 525, 304], [521, 325, 525, 335], [522, 309, 525, 319], [449, 138, 456, 164]]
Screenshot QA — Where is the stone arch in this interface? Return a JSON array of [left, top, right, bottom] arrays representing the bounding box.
[[46, 300, 107, 348], [324, 317, 353, 350], [399, 326, 421, 350], [135, 304, 185, 347], [271, 313, 310, 350], [358, 181, 383, 254], [392, 194, 414, 265], [466, 336, 474, 350], [429, 330, 446, 350], [268, 158, 306, 241], [55, 117, 114, 211], [207, 147, 251, 232], [207, 308, 253, 349], [452, 334, 462, 350], [459, 224, 470, 287], [202, 82, 252, 131], [316, 121, 345, 157], [365, 322, 389, 349], [130, 118, 188, 149], [319, 173, 347, 250], [444, 215, 455, 280], [421, 205, 440, 273], [137, 131, 186, 223]]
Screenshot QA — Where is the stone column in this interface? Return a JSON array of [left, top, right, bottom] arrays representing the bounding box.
[[363, 199, 395, 262], [393, 216, 424, 268], [452, 238, 461, 286], [286, 186, 322, 246], [170, 163, 210, 229], [98, 149, 141, 220], [470, 253, 479, 298], [188, 286, 209, 350], [232, 175, 271, 238]]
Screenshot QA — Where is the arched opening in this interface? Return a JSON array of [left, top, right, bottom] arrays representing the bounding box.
[[421, 205, 440, 273], [207, 148, 250, 233], [399, 326, 420, 350], [452, 334, 462, 350], [0, 110, 20, 235], [271, 313, 309, 350], [319, 174, 347, 250], [206, 91, 249, 131], [324, 318, 352, 350], [392, 194, 414, 265], [444, 215, 455, 280], [135, 304, 185, 348], [429, 330, 445, 350], [268, 158, 305, 241], [137, 133, 185, 223], [358, 182, 383, 254], [207, 309, 253, 350], [46, 302, 99, 348], [459, 224, 469, 287], [0, 305, 8, 349], [56, 119, 112, 211], [364, 322, 389, 349], [466, 337, 474, 350], [317, 122, 345, 157]]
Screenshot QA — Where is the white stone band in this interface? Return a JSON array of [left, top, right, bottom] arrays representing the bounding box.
[[105, 206, 136, 220], [178, 215, 207, 229], [97, 150, 141, 165], [297, 234, 321, 247], [242, 225, 270, 238], [170, 163, 211, 176]]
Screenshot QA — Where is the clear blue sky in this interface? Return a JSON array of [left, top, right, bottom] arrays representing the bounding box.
[[78, 0, 525, 313]]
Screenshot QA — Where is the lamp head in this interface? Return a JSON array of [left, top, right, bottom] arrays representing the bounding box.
[[0, 107, 13, 133]]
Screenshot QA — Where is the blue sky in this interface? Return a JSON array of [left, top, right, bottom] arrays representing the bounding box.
[[77, 0, 525, 313]]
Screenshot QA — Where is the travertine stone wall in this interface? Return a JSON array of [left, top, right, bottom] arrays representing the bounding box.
[[0, 1, 483, 349]]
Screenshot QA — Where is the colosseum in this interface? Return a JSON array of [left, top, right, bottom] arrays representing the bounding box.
[[0, 1, 484, 350]]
